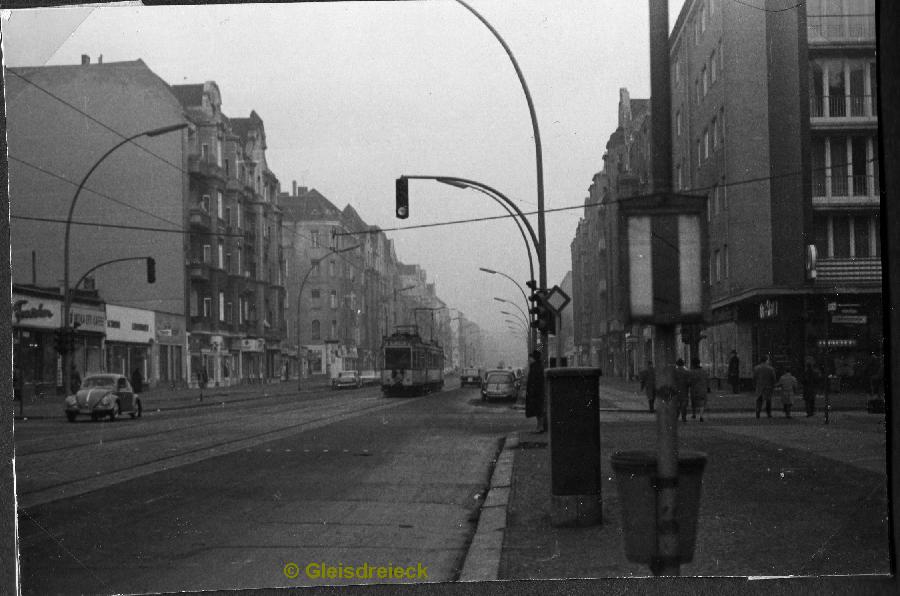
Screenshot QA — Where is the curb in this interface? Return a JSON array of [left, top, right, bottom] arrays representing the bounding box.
[[458, 433, 518, 582]]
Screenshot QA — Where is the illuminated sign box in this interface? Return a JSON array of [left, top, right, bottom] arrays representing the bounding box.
[[618, 193, 710, 325]]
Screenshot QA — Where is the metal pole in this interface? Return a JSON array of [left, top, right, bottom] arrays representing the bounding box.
[[62, 123, 186, 396], [453, 0, 546, 367], [652, 324, 680, 576]]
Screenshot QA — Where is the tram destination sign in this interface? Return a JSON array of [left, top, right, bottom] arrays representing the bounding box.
[[831, 314, 867, 325]]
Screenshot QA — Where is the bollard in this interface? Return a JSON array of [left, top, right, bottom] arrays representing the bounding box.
[[547, 366, 603, 526]]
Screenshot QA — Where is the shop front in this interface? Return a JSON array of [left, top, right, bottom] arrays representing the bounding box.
[[104, 304, 154, 388], [155, 312, 187, 388], [68, 301, 106, 381], [239, 337, 266, 383], [12, 288, 62, 397]]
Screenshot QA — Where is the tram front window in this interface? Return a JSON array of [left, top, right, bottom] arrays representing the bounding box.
[[385, 348, 411, 369]]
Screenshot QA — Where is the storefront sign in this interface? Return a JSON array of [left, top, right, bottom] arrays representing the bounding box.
[[105, 304, 154, 343], [12, 294, 61, 328], [69, 304, 106, 333], [155, 312, 185, 345], [818, 339, 857, 348], [758, 299, 778, 320], [831, 315, 867, 325], [240, 338, 265, 352]]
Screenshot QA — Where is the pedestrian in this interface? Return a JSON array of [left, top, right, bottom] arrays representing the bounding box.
[[131, 367, 144, 394], [638, 361, 656, 412], [525, 350, 546, 433], [800, 360, 822, 417], [198, 365, 209, 401], [674, 358, 691, 422], [689, 357, 710, 421], [753, 355, 777, 418], [776, 368, 799, 418], [727, 350, 740, 394], [70, 364, 82, 393]]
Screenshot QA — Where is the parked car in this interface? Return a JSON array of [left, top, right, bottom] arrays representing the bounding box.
[[64, 373, 143, 422], [481, 369, 520, 402], [332, 370, 362, 390], [460, 367, 482, 387]]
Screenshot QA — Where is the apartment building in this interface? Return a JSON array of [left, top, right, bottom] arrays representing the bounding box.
[[670, 0, 879, 386]]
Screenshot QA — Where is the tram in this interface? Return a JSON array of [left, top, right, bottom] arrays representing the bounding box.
[[381, 325, 445, 397]]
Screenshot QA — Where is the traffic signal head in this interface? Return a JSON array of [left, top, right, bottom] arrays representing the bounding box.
[[146, 257, 156, 284], [395, 177, 409, 219], [529, 297, 555, 334]]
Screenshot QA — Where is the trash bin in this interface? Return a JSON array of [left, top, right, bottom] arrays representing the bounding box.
[[610, 449, 707, 564], [547, 366, 603, 526]]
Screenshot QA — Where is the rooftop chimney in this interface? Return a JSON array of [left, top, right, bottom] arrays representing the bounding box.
[[292, 180, 297, 195], [81, 54, 90, 65]]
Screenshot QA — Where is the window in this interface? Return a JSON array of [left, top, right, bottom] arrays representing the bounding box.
[[226, 301, 232, 323], [237, 248, 242, 275], [225, 207, 231, 227], [711, 51, 717, 83], [311, 289, 321, 306], [236, 205, 242, 229], [217, 192, 224, 219], [225, 252, 232, 273], [311, 320, 321, 340], [676, 110, 682, 136], [695, 80, 701, 105], [217, 240, 224, 268], [702, 129, 710, 160], [676, 163, 683, 190], [202, 296, 212, 318], [203, 244, 211, 264], [712, 117, 719, 149], [723, 244, 729, 278], [190, 290, 198, 316], [218, 292, 225, 321], [697, 139, 702, 167], [700, 2, 708, 32], [329, 290, 337, 309], [707, 193, 713, 221], [331, 320, 337, 339], [674, 58, 682, 86], [312, 262, 321, 276], [714, 249, 722, 281], [329, 261, 335, 277], [225, 158, 230, 176], [719, 107, 725, 144], [311, 230, 320, 248], [702, 66, 709, 96], [201, 195, 210, 212], [201, 143, 209, 161]]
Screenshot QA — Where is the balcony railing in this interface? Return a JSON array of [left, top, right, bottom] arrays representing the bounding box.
[[187, 155, 226, 181], [188, 261, 211, 281], [188, 208, 211, 230], [815, 257, 881, 285], [811, 174, 878, 203], [810, 95, 877, 119], [807, 14, 875, 44]]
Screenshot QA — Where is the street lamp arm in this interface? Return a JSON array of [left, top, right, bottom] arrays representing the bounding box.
[[481, 268, 530, 314], [72, 256, 154, 293], [453, 0, 545, 292]]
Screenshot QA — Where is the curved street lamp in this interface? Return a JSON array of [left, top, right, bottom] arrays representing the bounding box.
[[62, 122, 188, 395], [480, 267, 530, 313]]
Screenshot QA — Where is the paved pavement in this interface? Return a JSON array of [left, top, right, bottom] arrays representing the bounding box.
[[459, 376, 893, 590]]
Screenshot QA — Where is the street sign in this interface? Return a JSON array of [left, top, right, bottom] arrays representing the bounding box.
[[545, 285, 570, 314]]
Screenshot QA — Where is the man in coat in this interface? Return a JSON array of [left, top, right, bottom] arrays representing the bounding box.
[[727, 350, 740, 394], [689, 357, 710, 421], [753, 355, 777, 418], [674, 358, 692, 423], [638, 361, 656, 412], [525, 351, 546, 433]]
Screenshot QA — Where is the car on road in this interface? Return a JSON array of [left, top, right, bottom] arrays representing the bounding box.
[[460, 367, 482, 387], [64, 373, 143, 422], [332, 370, 362, 390], [481, 369, 520, 402]]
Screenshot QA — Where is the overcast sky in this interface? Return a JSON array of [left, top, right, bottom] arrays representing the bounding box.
[[2, 0, 686, 353]]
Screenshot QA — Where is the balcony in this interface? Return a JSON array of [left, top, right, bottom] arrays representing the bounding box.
[[188, 261, 211, 281], [811, 174, 879, 208], [807, 14, 875, 46], [189, 208, 212, 230], [815, 257, 881, 286], [187, 155, 226, 181], [810, 95, 877, 126]]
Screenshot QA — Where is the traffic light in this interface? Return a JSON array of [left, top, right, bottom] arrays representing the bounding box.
[[529, 292, 556, 335], [146, 257, 156, 284], [395, 177, 409, 219]]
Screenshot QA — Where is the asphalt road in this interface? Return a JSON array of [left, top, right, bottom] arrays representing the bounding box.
[[15, 381, 531, 594]]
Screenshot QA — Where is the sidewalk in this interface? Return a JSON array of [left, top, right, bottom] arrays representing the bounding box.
[[12, 377, 334, 420], [461, 377, 891, 585], [591, 374, 878, 414]]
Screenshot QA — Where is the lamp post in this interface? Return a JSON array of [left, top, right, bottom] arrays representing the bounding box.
[[62, 122, 187, 396], [295, 244, 360, 388], [452, 0, 546, 365]]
